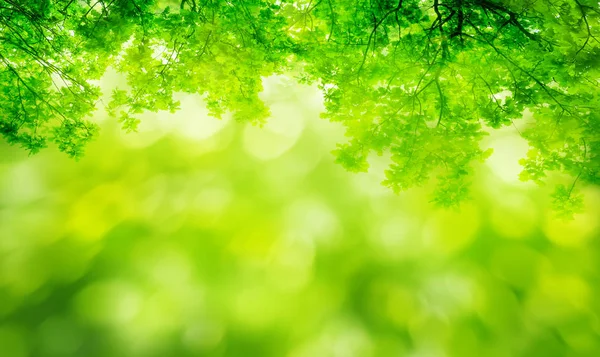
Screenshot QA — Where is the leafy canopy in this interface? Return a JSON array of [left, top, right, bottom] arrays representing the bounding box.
[[1, 0, 599, 216]]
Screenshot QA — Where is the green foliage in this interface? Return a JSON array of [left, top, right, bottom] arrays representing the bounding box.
[[551, 182, 585, 219], [1, 0, 599, 214]]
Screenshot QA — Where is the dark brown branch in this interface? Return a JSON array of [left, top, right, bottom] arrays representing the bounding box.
[[573, 0, 600, 58], [476, 0, 539, 41], [357, 0, 404, 79]]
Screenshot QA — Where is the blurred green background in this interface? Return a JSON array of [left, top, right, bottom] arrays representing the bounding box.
[[1, 75, 599, 357]]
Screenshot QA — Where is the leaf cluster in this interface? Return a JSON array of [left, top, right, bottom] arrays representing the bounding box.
[[1, 0, 599, 216]]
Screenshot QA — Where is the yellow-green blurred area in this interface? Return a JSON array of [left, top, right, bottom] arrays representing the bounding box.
[[1, 76, 600, 357]]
